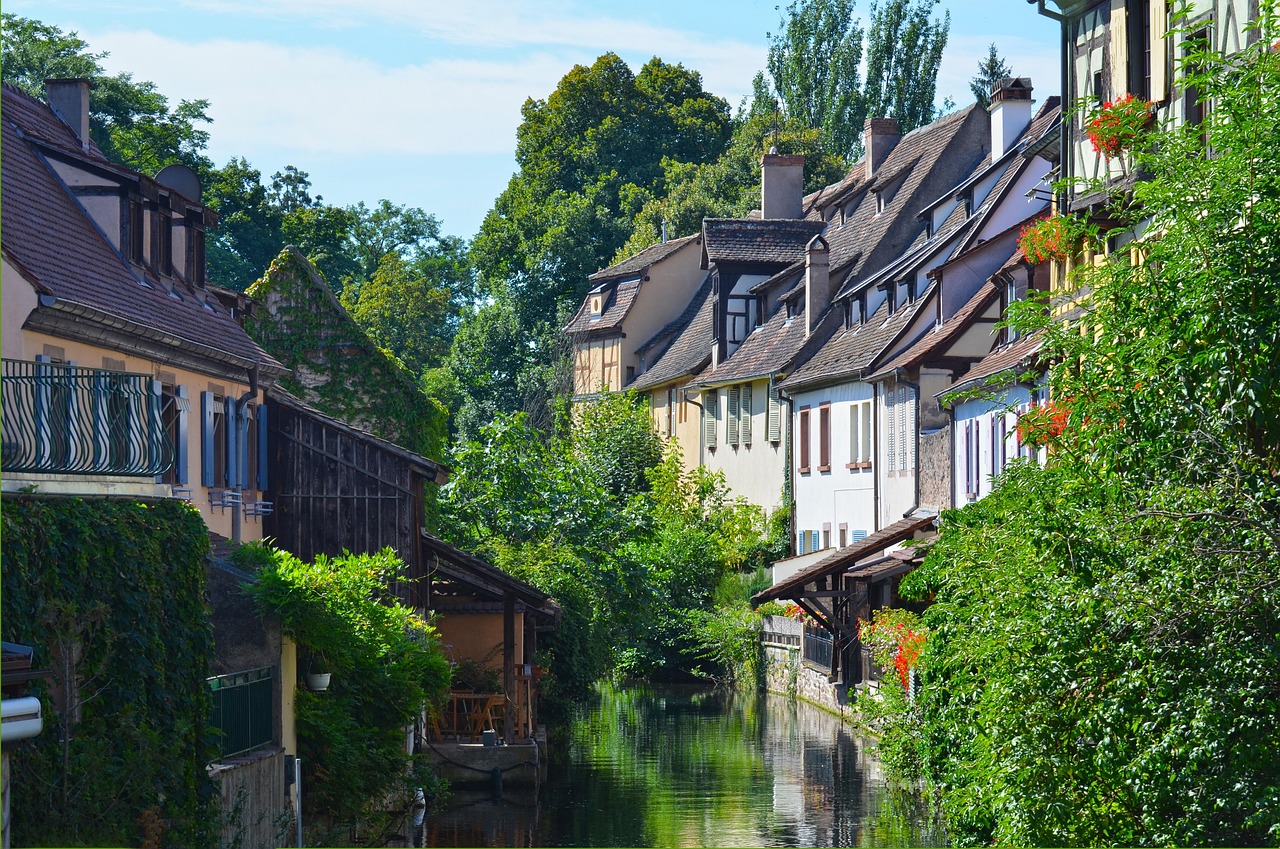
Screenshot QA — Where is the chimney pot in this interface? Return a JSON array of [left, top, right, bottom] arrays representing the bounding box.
[[760, 153, 805, 219], [45, 78, 92, 148], [989, 77, 1034, 159]]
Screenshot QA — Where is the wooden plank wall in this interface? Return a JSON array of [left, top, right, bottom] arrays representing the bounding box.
[[211, 750, 291, 849], [264, 404, 424, 605]]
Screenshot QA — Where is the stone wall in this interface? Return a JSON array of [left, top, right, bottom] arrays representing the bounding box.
[[210, 749, 291, 849], [760, 615, 855, 721]]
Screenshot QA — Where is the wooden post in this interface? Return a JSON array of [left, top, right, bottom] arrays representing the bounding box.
[[503, 592, 515, 744]]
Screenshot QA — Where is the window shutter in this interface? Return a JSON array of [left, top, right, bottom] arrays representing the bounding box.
[[887, 391, 897, 472], [703, 391, 717, 448], [175, 386, 189, 485], [148, 380, 164, 474], [818, 404, 831, 470], [225, 398, 239, 488], [861, 401, 873, 463], [798, 531, 807, 555], [767, 386, 781, 443], [798, 408, 811, 471], [740, 384, 752, 446], [257, 403, 269, 490], [811, 530, 820, 552], [201, 391, 216, 486], [239, 404, 252, 489], [906, 387, 916, 469], [1150, 0, 1168, 101], [727, 386, 740, 446]]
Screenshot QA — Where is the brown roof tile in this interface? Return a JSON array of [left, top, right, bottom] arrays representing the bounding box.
[[692, 300, 814, 387], [2, 85, 280, 371], [630, 278, 714, 391], [945, 330, 1045, 399], [589, 233, 698, 282], [702, 218, 826, 266], [779, 294, 928, 392], [872, 282, 1000, 377], [564, 277, 642, 336]]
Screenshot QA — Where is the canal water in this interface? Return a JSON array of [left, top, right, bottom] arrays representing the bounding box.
[[426, 683, 944, 847]]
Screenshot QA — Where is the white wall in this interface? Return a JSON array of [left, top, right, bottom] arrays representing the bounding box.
[[703, 377, 787, 512], [953, 386, 1043, 505], [789, 380, 876, 554]]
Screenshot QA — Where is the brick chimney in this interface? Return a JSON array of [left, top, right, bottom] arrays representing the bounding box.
[[990, 77, 1034, 160], [864, 117, 900, 180], [804, 234, 831, 337], [760, 151, 805, 219], [46, 79, 91, 148]]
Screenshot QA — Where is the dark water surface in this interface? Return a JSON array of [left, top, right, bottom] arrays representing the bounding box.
[[426, 683, 944, 847]]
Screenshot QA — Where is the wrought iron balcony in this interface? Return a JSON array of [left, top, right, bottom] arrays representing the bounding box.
[[2, 358, 176, 477]]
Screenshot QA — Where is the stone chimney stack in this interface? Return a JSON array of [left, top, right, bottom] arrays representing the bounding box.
[[989, 77, 1034, 160], [863, 117, 901, 180], [760, 151, 805, 219], [804, 234, 831, 337], [46, 79, 91, 148]]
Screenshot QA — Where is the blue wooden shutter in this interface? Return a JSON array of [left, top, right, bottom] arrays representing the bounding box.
[[225, 399, 239, 488], [238, 404, 251, 489], [175, 386, 189, 485], [201, 391, 215, 486], [256, 403, 269, 491]]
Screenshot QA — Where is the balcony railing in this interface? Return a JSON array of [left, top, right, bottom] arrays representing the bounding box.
[[2, 359, 175, 477], [209, 666, 274, 760], [803, 625, 834, 670]]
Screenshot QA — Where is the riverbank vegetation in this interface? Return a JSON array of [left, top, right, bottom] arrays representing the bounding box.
[[867, 19, 1280, 845]]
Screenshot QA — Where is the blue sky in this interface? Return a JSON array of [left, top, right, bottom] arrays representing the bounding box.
[[9, 1, 1062, 241]]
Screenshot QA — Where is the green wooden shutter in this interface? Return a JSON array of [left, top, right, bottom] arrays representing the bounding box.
[[740, 384, 752, 446], [727, 386, 740, 446]]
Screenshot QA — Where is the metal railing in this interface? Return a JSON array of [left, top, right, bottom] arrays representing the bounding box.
[[2, 359, 175, 476], [803, 626, 834, 670], [208, 666, 274, 760]]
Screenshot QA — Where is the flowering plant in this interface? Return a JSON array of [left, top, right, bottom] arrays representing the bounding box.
[[1086, 94, 1154, 158], [1018, 215, 1075, 264], [1016, 398, 1072, 447], [859, 611, 926, 690]]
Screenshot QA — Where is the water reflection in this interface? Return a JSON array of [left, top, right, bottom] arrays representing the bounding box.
[[426, 684, 943, 847]]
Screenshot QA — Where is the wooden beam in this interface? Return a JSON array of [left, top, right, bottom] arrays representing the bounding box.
[[503, 592, 516, 744]]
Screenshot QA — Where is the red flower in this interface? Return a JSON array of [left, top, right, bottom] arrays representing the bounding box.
[[1019, 216, 1074, 264], [1085, 94, 1154, 159]]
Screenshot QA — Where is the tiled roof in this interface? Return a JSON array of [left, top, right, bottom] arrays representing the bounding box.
[[564, 277, 641, 336], [692, 299, 815, 388], [821, 104, 988, 288], [779, 293, 928, 392], [589, 233, 698, 282], [2, 85, 281, 371], [702, 218, 826, 265], [871, 282, 1000, 377], [945, 330, 1045, 399], [753, 514, 936, 603], [630, 278, 714, 391]]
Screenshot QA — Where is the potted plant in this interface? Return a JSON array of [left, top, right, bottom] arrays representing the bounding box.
[[304, 653, 331, 692], [1085, 93, 1155, 159]]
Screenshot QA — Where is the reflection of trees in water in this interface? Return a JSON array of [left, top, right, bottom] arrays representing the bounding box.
[[427, 683, 941, 847]]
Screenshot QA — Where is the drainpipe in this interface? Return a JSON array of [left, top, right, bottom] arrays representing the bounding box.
[[231, 365, 259, 545], [683, 386, 705, 467], [774, 378, 796, 557], [871, 375, 881, 533]]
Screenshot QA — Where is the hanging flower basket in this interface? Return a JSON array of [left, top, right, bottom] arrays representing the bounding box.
[[1016, 399, 1072, 448], [1018, 216, 1075, 264], [1085, 94, 1155, 159]]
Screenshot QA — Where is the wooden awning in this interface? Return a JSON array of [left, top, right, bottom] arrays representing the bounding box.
[[420, 532, 561, 623], [752, 514, 936, 605]]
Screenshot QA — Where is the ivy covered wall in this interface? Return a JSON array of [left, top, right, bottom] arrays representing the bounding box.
[[0, 496, 218, 847], [245, 246, 448, 467]]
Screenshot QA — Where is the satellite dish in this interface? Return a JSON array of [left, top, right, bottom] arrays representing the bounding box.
[[155, 164, 202, 203]]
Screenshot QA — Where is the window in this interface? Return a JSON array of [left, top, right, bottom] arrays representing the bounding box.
[[625, 365, 635, 385], [202, 389, 229, 488], [129, 199, 145, 263], [158, 200, 173, 276], [886, 390, 897, 472], [875, 191, 886, 215], [839, 523, 848, 548], [703, 391, 718, 450], [818, 403, 831, 472], [188, 213, 206, 286], [798, 530, 807, 555], [822, 524, 831, 550], [848, 399, 872, 468], [767, 386, 782, 443], [900, 386, 915, 471], [1005, 276, 1021, 342], [590, 295, 603, 316], [798, 406, 811, 473], [1184, 26, 1211, 139]]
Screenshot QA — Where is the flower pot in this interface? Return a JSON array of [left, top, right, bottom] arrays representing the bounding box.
[[305, 672, 331, 691]]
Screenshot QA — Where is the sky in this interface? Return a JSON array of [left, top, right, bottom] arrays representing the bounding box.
[[9, 0, 1063, 241]]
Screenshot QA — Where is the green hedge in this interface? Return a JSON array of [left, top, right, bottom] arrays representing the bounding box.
[[1, 496, 217, 847]]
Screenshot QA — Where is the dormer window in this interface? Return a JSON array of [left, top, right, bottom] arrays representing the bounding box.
[[885, 283, 897, 315], [839, 206, 847, 227], [158, 198, 173, 277], [128, 198, 144, 263], [875, 191, 886, 215], [590, 295, 603, 317]]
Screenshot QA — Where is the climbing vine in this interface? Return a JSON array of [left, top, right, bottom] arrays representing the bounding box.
[[245, 247, 449, 513], [0, 496, 218, 847]]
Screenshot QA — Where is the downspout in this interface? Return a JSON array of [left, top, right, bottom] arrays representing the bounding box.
[[683, 386, 705, 467], [871, 376, 881, 533], [231, 364, 260, 545], [774, 377, 795, 557], [1029, 0, 1070, 207]]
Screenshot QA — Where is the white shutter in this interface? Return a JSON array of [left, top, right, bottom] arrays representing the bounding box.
[[1151, 0, 1168, 101], [740, 384, 752, 446], [703, 391, 718, 449], [849, 402, 860, 464], [767, 386, 782, 443], [887, 390, 897, 472]]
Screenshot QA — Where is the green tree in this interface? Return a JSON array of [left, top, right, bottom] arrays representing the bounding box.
[[862, 0, 950, 134], [766, 0, 866, 161], [2, 14, 213, 176], [970, 43, 1013, 107], [887, 17, 1280, 844], [205, 157, 284, 292]]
